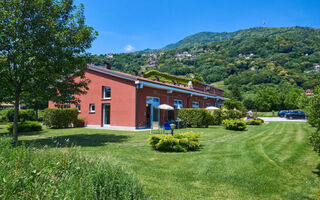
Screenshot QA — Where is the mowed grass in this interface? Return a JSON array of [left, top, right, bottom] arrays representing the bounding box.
[[257, 112, 278, 117], [1, 122, 320, 199]]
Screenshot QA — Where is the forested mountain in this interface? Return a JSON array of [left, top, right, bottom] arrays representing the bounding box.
[[89, 26, 320, 111], [163, 27, 320, 49]]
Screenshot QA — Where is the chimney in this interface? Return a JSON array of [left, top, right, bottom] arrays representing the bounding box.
[[141, 71, 145, 78], [104, 61, 112, 70], [155, 76, 159, 81], [172, 80, 176, 85], [133, 70, 138, 76]]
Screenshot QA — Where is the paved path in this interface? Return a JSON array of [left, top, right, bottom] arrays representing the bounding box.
[[260, 117, 307, 122]]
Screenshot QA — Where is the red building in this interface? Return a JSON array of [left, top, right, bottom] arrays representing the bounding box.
[[49, 64, 227, 130]]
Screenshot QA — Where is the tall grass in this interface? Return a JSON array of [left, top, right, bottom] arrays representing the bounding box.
[[0, 137, 145, 200]]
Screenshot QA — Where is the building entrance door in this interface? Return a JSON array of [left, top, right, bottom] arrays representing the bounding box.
[[103, 104, 110, 126], [146, 97, 160, 129]]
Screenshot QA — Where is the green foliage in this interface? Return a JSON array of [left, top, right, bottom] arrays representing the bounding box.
[[310, 131, 320, 154], [208, 109, 243, 125], [5, 109, 36, 122], [222, 119, 247, 131], [0, 0, 96, 139], [148, 132, 201, 152], [223, 99, 246, 111], [74, 118, 85, 128], [7, 121, 42, 133], [144, 70, 200, 86], [178, 109, 213, 128], [222, 109, 243, 120], [304, 86, 320, 128], [44, 108, 78, 129], [0, 137, 145, 199], [245, 118, 264, 125]]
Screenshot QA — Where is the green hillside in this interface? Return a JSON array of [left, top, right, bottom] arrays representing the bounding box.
[[163, 26, 320, 49]]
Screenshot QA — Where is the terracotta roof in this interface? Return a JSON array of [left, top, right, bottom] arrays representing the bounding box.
[[87, 65, 226, 99]]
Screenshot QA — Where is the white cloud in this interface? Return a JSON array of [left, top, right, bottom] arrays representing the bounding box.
[[124, 44, 134, 52]]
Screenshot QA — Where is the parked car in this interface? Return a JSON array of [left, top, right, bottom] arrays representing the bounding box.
[[285, 111, 307, 119], [278, 110, 289, 117]]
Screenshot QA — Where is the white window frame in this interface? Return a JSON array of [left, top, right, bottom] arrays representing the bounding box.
[[89, 104, 95, 113], [103, 86, 111, 99], [76, 104, 81, 112], [174, 99, 183, 109], [192, 102, 199, 108]]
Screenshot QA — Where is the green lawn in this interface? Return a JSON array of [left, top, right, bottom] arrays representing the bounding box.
[[257, 112, 278, 117], [1, 122, 319, 199]]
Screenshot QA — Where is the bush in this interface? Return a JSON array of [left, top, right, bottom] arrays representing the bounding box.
[[74, 118, 85, 127], [310, 131, 320, 154], [7, 121, 42, 133], [208, 109, 243, 125], [148, 132, 201, 152], [222, 109, 243, 120], [222, 119, 247, 131], [245, 118, 264, 125], [209, 109, 223, 125], [178, 109, 213, 128], [0, 137, 145, 199], [44, 108, 78, 128], [5, 108, 36, 122]]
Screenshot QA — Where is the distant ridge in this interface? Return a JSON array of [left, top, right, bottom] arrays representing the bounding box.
[[163, 26, 320, 50]]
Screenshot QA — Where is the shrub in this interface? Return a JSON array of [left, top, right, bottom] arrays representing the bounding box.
[[222, 109, 243, 120], [178, 109, 213, 128], [222, 119, 247, 131], [44, 108, 78, 128], [5, 108, 36, 122], [148, 132, 201, 152], [74, 118, 85, 127], [7, 121, 42, 133], [209, 109, 223, 125], [310, 131, 320, 154], [208, 109, 242, 125], [0, 137, 145, 199], [245, 118, 264, 125]]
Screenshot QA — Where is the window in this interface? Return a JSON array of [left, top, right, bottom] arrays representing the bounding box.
[[103, 87, 111, 99], [76, 104, 81, 112], [63, 105, 70, 108], [206, 103, 212, 108], [192, 102, 199, 108], [89, 104, 95, 113], [174, 100, 183, 109]]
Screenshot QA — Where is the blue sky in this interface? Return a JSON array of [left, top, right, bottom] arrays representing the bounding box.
[[75, 0, 320, 54]]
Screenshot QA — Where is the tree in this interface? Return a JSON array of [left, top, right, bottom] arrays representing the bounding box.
[[0, 0, 97, 143], [230, 86, 242, 101]]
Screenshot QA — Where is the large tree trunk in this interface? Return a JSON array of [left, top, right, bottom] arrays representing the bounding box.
[[12, 93, 20, 144]]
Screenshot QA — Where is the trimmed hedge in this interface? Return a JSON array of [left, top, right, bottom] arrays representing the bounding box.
[[222, 119, 247, 131], [148, 132, 201, 152], [245, 118, 264, 125], [44, 108, 78, 128], [178, 109, 213, 128], [7, 121, 42, 133]]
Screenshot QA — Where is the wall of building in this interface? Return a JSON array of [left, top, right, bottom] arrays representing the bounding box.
[[136, 86, 216, 128], [49, 69, 137, 127]]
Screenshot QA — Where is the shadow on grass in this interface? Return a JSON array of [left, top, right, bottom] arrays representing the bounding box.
[[20, 133, 130, 148], [312, 163, 320, 178]]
